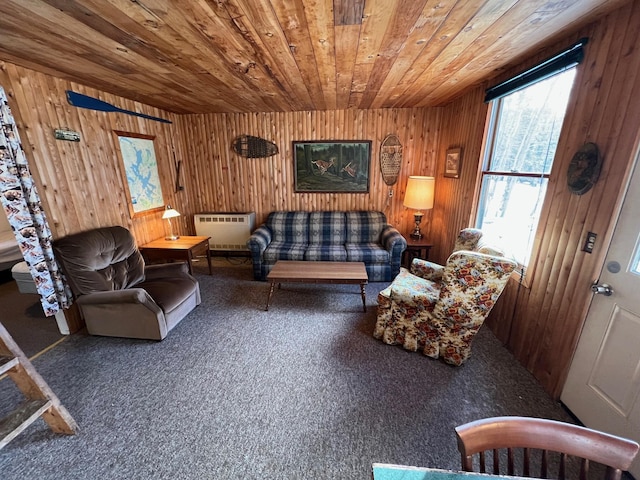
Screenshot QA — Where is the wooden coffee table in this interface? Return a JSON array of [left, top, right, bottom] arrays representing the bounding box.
[[265, 260, 368, 312]]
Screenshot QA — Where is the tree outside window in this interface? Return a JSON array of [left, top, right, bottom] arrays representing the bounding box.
[[476, 68, 577, 268]]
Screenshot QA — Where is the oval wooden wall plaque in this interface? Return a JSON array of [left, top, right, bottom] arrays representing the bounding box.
[[380, 134, 402, 186]]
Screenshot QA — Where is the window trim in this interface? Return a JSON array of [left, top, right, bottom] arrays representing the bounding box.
[[473, 87, 564, 288], [484, 37, 588, 103]]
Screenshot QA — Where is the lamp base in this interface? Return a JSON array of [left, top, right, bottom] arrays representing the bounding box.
[[410, 212, 424, 240], [165, 235, 180, 241]]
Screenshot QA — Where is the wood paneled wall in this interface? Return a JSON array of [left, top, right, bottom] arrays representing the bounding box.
[[0, 63, 186, 244], [176, 108, 441, 234], [435, 1, 640, 398], [0, 61, 442, 244], [430, 85, 488, 264]]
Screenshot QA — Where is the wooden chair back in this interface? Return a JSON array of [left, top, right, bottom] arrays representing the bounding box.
[[455, 417, 639, 480]]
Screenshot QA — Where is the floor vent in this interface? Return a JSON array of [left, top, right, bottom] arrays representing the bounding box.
[[194, 212, 255, 251]]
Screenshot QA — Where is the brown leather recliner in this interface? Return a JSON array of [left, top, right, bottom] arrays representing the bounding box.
[[53, 226, 201, 340]]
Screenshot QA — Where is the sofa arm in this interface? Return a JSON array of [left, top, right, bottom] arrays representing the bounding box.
[[410, 258, 445, 282], [380, 225, 407, 278], [247, 224, 272, 252], [380, 225, 406, 252], [247, 224, 272, 280]]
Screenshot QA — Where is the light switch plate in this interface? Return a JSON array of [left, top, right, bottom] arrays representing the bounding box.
[[583, 231, 597, 253]]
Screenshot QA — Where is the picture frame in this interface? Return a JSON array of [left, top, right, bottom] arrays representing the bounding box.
[[444, 147, 462, 178], [114, 131, 165, 217], [293, 140, 371, 193]]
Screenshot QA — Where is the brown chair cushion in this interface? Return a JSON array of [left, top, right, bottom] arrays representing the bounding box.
[[53, 226, 145, 295], [138, 276, 199, 314]]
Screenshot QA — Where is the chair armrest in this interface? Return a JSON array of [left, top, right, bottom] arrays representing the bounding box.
[[76, 288, 154, 306], [477, 245, 506, 257], [247, 225, 272, 254], [410, 258, 445, 282], [76, 289, 165, 338], [144, 262, 189, 279]]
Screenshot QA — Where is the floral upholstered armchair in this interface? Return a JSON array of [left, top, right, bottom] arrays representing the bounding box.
[[374, 230, 516, 366]]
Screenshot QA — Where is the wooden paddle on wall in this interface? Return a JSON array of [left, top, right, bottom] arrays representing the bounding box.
[[66, 90, 172, 124]]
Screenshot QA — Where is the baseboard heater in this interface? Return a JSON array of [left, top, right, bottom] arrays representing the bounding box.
[[194, 212, 256, 251]]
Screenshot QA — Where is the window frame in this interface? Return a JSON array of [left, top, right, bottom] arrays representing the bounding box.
[[471, 41, 586, 285], [473, 81, 572, 286]]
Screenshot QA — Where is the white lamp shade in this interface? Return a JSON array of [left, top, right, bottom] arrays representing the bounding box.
[[403, 176, 435, 210], [162, 206, 181, 219]]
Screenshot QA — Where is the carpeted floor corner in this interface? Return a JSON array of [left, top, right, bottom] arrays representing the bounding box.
[[0, 262, 576, 480], [0, 276, 65, 357]]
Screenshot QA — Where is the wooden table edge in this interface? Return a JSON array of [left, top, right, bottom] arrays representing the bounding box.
[[265, 261, 368, 312]]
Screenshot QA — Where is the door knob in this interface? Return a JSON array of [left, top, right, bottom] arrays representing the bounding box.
[[591, 283, 614, 296]]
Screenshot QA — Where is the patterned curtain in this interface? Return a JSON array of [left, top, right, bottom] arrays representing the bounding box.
[[0, 86, 73, 316]]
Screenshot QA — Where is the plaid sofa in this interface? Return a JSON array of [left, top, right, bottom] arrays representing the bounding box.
[[247, 211, 406, 281]]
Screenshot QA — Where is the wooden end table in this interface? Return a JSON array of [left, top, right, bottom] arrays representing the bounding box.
[[139, 235, 212, 275], [265, 261, 368, 312], [402, 236, 433, 268]]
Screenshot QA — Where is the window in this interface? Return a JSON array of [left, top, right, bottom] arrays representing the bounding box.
[[632, 236, 640, 277], [476, 68, 577, 268]]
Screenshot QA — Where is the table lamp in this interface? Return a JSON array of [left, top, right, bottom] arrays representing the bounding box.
[[403, 176, 435, 240], [162, 205, 181, 240]]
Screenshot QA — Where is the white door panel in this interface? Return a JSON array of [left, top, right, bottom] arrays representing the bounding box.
[[561, 147, 640, 477], [588, 305, 640, 414]]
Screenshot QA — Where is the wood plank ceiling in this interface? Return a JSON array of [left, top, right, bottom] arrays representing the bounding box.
[[0, 0, 629, 114]]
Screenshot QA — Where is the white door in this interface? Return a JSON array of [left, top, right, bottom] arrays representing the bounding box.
[[561, 152, 640, 477]]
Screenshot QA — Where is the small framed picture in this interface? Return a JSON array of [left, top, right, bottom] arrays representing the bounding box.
[[444, 147, 462, 178]]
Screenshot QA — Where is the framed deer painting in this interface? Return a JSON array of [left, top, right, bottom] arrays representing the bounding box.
[[293, 140, 371, 193]]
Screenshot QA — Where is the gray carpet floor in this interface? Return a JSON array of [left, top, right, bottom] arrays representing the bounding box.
[[0, 274, 65, 357], [0, 260, 577, 480]]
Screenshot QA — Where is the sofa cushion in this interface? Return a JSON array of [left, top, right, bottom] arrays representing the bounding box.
[[308, 211, 346, 244], [266, 211, 309, 244], [263, 241, 307, 263], [345, 242, 389, 263], [345, 211, 386, 243], [304, 244, 348, 261]]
